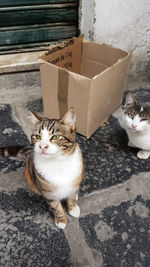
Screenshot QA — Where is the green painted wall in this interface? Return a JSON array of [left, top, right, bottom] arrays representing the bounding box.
[[0, 0, 78, 54]]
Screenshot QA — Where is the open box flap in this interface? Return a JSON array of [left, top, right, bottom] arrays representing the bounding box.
[[39, 35, 84, 75]]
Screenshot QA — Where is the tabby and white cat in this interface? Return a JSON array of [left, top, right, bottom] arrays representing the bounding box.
[[24, 108, 83, 229], [120, 93, 150, 159]]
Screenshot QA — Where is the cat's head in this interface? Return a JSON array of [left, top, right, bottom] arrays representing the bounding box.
[[31, 108, 76, 157], [122, 93, 150, 131]]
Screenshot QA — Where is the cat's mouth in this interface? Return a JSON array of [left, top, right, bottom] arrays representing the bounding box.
[[127, 125, 137, 131], [130, 127, 142, 132], [39, 150, 61, 157], [38, 150, 51, 156], [41, 150, 47, 154]]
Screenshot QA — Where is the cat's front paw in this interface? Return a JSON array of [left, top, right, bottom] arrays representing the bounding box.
[[56, 222, 67, 229], [137, 150, 150, 159], [69, 205, 80, 218], [55, 217, 67, 229]]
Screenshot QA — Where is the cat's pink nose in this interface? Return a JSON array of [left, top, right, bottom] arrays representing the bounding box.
[[39, 144, 49, 152], [132, 124, 137, 129]]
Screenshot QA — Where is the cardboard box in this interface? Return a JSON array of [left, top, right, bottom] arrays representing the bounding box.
[[38, 35, 131, 138]]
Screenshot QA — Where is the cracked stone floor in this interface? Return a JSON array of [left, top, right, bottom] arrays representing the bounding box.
[[0, 75, 150, 266]]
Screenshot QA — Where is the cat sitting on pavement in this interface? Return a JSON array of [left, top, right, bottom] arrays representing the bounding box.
[[119, 93, 150, 159], [24, 108, 83, 229]]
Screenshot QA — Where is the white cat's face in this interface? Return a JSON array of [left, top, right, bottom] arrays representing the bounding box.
[[122, 93, 150, 132], [123, 112, 149, 132], [34, 128, 62, 157]]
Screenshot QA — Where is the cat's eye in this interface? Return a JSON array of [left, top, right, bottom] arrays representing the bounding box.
[[140, 118, 147, 122], [52, 135, 60, 140], [128, 113, 134, 119], [35, 134, 41, 140]]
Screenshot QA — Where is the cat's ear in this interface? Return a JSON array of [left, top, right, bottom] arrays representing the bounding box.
[[125, 93, 137, 108], [60, 108, 76, 129], [144, 105, 150, 113], [30, 111, 42, 124]]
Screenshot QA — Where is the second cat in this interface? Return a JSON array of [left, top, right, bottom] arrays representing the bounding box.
[[119, 93, 150, 159]]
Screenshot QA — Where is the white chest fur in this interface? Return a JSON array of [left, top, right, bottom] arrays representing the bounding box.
[[34, 145, 82, 200], [127, 128, 150, 150]]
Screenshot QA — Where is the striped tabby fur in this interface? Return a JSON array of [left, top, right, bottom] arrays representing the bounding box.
[[0, 145, 23, 157], [24, 108, 83, 229]]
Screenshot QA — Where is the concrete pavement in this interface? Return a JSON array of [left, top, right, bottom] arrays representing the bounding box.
[[0, 72, 150, 266]]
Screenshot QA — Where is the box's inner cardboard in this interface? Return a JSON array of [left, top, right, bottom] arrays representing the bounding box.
[[39, 35, 128, 79], [81, 58, 108, 79], [81, 42, 128, 78]]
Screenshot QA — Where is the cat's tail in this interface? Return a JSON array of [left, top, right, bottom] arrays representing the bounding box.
[[0, 145, 24, 158]]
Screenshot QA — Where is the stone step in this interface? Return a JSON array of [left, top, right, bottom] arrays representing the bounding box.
[[0, 51, 43, 107], [0, 51, 41, 74]]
